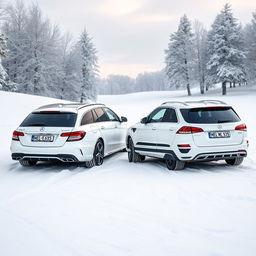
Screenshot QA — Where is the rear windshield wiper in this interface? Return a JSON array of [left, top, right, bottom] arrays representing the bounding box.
[[217, 120, 232, 123]]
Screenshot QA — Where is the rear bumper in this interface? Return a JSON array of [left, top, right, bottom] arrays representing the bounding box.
[[12, 153, 79, 162], [11, 140, 95, 162], [135, 140, 248, 162], [163, 149, 247, 163], [191, 150, 247, 162]]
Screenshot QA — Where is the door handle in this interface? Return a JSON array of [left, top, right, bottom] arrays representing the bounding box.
[[152, 128, 156, 130], [101, 126, 105, 129], [169, 129, 174, 131]]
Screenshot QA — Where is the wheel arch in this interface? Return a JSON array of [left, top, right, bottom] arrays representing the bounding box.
[[126, 135, 132, 148]]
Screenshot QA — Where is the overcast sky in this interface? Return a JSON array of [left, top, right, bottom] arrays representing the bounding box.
[[5, 0, 256, 77]]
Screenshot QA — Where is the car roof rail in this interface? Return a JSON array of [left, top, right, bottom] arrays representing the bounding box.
[[37, 103, 105, 110], [198, 100, 227, 105], [76, 103, 105, 110], [161, 101, 189, 106]]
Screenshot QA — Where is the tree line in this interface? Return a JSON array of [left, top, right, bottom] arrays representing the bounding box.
[[101, 3, 256, 96], [0, 2, 256, 98], [165, 3, 255, 95], [0, 0, 98, 102]]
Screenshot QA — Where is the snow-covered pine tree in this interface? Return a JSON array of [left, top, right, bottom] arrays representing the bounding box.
[[2, 1, 27, 90], [193, 20, 208, 94], [165, 15, 193, 96], [77, 29, 98, 103], [59, 33, 81, 101], [207, 4, 246, 95], [0, 32, 17, 91], [244, 11, 256, 86], [3, 1, 63, 98]]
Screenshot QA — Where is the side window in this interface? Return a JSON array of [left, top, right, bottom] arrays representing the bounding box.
[[93, 108, 110, 122], [162, 108, 178, 123], [104, 108, 119, 122], [148, 108, 166, 123], [81, 110, 94, 126]]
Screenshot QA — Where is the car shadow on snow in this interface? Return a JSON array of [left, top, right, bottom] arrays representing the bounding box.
[[9, 161, 83, 173], [141, 157, 245, 174], [9, 151, 126, 174], [8, 151, 246, 175]]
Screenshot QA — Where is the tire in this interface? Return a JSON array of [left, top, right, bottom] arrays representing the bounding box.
[[19, 160, 37, 167], [128, 138, 145, 163], [94, 140, 104, 166], [166, 159, 185, 170], [225, 157, 244, 166], [84, 159, 95, 168], [83, 140, 104, 168]]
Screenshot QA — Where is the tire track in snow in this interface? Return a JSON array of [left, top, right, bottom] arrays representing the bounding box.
[[0, 206, 84, 256], [0, 167, 83, 207]]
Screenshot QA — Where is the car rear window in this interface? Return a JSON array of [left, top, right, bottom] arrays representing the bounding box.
[[20, 112, 77, 127], [180, 107, 240, 124]]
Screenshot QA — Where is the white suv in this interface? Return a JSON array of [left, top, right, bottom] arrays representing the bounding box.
[[126, 100, 248, 170], [11, 103, 128, 167]]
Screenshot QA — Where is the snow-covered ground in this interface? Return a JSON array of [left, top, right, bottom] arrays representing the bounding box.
[[0, 87, 256, 256]]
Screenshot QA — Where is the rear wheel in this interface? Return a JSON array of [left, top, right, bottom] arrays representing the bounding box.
[[84, 140, 104, 168], [19, 160, 37, 167], [166, 159, 185, 170], [225, 157, 244, 166], [94, 140, 104, 166], [128, 138, 145, 163], [84, 159, 95, 168]]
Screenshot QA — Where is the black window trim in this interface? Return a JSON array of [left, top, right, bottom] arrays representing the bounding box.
[[80, 109, 95, 126], [103, 107, 121, 122], [80, 107, 121, 124], [180, 106, 241, 124], [147, 107, 178, 124], [93, 107, 111, 123], [20, 111, 77, 127]]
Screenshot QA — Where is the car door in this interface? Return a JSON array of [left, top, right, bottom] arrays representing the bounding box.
[[154, 108, 178, 152], [135, 108, 167, 152], [93, 107, 116, 154], [104, 107, 126, 151]]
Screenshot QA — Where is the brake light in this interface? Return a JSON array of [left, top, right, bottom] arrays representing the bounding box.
[[12, 131, 24, 141], [176, 126, 204, 134], [235, 124, 247, 131], [40, 111, 60, 113], [61, 131, 86, 141]]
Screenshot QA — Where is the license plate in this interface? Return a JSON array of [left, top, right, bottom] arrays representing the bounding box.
[[208, 131, 231, 138], [31, 135, 54, 142]]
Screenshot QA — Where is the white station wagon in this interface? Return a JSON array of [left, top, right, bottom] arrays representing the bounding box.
[[126, 100, 248, 170], [11, 103, 128, 168]]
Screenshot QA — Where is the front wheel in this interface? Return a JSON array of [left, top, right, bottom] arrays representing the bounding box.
[[19, 160, 37, 167], [128, 138, 145, 162], [166, 159, 185, 170], [225, 157, 244, 166]]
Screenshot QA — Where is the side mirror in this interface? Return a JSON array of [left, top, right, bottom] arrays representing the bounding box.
[[121, 116, 128, 122], [141, 117, 148, 124]]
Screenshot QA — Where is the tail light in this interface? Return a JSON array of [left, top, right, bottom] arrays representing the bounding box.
[[177, 126, 204, 134], [177, 144, 191, 148], [61, 131, 85, 141], [12, 131, 24, 141], [235, 124, 247, 131]]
